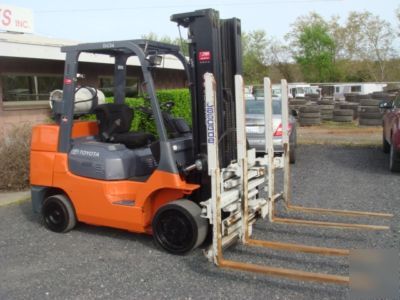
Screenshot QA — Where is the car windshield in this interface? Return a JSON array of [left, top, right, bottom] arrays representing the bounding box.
[[245, 100, 281, 115]]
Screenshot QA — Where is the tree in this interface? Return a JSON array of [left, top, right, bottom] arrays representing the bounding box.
[[294, 23, 338, 82], [266, 38, 295, 82], [242, 30, 269, 84], [141, 32, 188, 56], [396, 6, 400, 36], [287, 12, 346, 81], [344, 12, 396, 81]]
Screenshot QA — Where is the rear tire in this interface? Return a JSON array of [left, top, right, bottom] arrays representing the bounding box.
[[42, 194, 76, 233], [383, 133, 390, 154], [152, 200, 208, 255], [289, 147, 296, 164], [389, 143, 400, 172]]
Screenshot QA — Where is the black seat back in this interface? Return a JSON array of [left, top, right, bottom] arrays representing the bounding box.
[[94, 103, 133, 141]]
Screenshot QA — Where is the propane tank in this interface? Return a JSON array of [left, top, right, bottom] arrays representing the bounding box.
[[49, 87, 106, 115]]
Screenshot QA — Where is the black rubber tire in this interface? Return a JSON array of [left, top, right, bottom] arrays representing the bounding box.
[[299, 106, 320, 113], [372, 92, 389, 99], [340, 103, 359, 109], [333, 115, 353, 122], [333, 109, 353, 116], [389, 143, 400, 172], [319, 100, 334, 105], [360, 99, 381, 106], [321, 114, 333, 120], [359, 118, 382, 126], [359, 106, 380, 113], [319, 104, 334, 110], [299, 112, 320, 118], [359, 112, 383, 119], [383, 133, 390, 154], [289, 99, 307, 105], [289, 147, 296, 164], [42, 194, 76, 233], [152, 200, 208, 255]]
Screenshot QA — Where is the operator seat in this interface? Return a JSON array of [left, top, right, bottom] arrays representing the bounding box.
[[94, 103, 155, 149]]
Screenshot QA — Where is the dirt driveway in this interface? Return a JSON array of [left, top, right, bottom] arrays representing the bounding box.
[[298, 123, 381, 146]]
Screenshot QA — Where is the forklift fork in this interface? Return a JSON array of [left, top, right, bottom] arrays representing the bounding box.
[[203, 73, 353, 285], [268, 78, 393, 231]]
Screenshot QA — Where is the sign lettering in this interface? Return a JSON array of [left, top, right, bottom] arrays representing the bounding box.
[[0, 4, 34, 33]]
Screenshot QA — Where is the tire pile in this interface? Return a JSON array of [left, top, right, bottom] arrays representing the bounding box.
[[339, 102, 359, 119], [298, 105, 321, 126], [318, 98, 335, 121], [292, 89, 397, 127], [358, 98, 383, 126], [305, 93, 320, 101], [333, 109, 353, 122], [344, 93, 359, 103], [289, 98, 308, 117]]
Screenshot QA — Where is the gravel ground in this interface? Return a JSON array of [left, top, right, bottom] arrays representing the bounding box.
[[0, 145, 399, 300]]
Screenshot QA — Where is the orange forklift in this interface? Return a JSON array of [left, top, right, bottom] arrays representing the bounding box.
[[31, 9, 393, 285], [30, 9, 240, 254]]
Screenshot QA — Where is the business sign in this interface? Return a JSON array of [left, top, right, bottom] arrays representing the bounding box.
[[0, 4, 34, 33]]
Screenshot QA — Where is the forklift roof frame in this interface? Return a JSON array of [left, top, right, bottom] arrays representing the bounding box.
[[57, 39, 190, 174]]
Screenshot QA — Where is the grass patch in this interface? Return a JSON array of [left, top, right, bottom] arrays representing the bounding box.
[[319, 120, 359, 129]]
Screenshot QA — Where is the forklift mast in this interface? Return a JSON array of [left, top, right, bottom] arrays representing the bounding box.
[[171, 9, 242, 201]]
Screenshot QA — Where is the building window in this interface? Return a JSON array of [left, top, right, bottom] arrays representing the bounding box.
[[1, 75, 63, 102], [99, 76, 139, 97], [351, 85, 361, 92], [335, 87, 340, 93]]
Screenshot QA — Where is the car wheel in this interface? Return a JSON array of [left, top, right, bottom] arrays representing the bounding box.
[[152, 200, 208, 255], [383, 133, 390, 154], [389, 143, 400, 172], [42, 194, 77, 233]]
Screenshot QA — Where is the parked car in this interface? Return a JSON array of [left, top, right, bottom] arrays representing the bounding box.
[[245, 98, 297, 163], [380, 93, 400, 172]]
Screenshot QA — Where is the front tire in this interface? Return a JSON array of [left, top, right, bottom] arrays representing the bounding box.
[[42, 194, 77, 233], [152, 200, 208, 255]]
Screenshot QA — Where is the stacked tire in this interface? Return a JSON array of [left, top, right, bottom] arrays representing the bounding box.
[[305, 93, 320, 101], [344, 93, 358, 103], [289, 99, 308, 118], [340, 102, 359, 120], [318, 99, 335, 121], [333, 109, 353, 122], [299, 106, 321, 126], [358, 98, 383, 126]]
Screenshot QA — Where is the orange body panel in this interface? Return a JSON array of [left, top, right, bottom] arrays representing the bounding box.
[[31, 121, 98, 152], [30, 121, 199, 234]]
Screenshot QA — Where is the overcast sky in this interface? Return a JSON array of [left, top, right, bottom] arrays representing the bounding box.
[[5, 0, 400, 42]]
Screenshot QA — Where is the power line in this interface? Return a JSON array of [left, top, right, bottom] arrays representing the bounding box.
[[35, 0, 343, 14]]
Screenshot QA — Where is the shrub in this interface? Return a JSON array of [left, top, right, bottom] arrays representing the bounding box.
[[0, 124, 32, 191], [111, 88, 191, 135]]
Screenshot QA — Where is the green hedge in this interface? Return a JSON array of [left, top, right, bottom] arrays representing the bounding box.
[[121, 89, 191, 135]]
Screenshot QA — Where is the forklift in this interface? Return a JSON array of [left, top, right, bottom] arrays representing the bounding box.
[[30, 9, 241, 255], [30, 9, 392, 284]]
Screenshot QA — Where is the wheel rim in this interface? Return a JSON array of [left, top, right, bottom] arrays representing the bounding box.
[[43, 200, 68, 232], [154, 209, 196, 253]]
